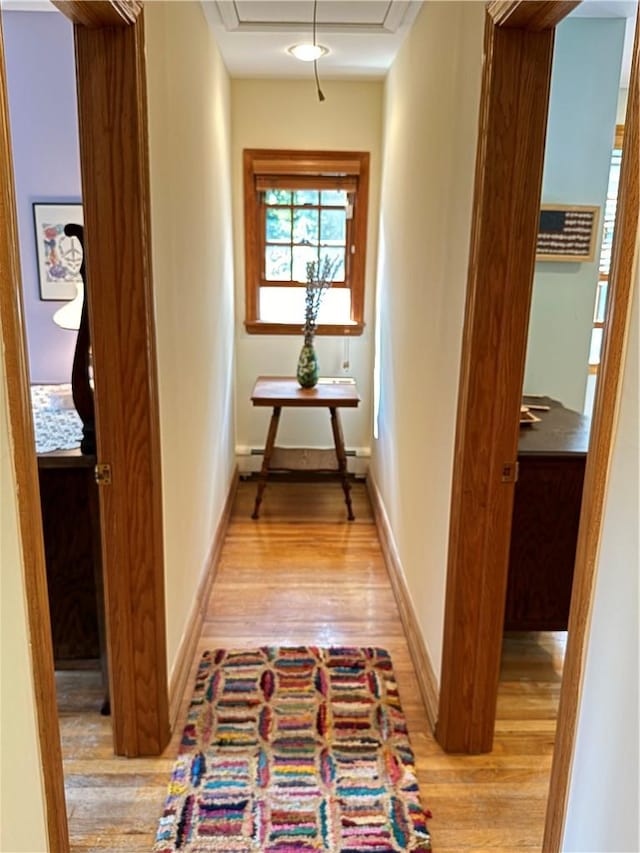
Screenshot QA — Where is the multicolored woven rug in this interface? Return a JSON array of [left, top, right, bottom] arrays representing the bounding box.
[[155, 647, 431, 852]]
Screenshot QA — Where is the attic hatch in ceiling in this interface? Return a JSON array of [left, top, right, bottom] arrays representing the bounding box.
[[214, 1, 415, 33], [202, 0, 422, 79]]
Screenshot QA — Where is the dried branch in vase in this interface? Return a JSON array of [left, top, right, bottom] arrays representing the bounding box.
[[303, 256, 343, 343]]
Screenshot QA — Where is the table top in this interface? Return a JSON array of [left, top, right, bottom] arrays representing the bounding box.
[[518, 396, 590, 457], [38, 448, 96, 469], [251, 376, 360, 408]]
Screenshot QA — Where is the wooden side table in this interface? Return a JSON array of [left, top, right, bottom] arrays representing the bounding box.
[[250, 376, 360, 520]]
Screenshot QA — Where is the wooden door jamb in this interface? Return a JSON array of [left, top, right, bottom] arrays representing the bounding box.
[[543, 9, 639, 849], [0, 14, 69, 851], [1, 0, 168, 846], [437, 7, 557, 754], [439, 2, 640, 851]]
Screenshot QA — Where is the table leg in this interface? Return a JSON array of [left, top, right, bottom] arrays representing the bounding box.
[[330, 406, 355, 521], [252, 406, 281, 519]]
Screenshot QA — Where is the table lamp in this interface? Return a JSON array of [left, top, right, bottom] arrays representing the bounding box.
[[53, 279, 83, 331]]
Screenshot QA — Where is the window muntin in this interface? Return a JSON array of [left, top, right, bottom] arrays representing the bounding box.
[[243, 150, 369, 335], [263, 189, 348, 286]]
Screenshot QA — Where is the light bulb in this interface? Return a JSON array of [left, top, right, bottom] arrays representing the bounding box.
[[287, 43, 329, 62]]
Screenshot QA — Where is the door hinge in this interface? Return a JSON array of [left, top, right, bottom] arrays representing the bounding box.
[[95, 463, 112, 485], [501, 461, 519, 483]]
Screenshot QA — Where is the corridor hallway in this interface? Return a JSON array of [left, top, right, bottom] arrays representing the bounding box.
[[59, 481, 564, 852]]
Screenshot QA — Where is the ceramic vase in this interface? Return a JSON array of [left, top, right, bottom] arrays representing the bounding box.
[[296, 335, 319, 388]]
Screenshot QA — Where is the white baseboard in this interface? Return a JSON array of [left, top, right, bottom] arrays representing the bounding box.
[[167, 466, 239, 730], [366, 471, 439, 730]]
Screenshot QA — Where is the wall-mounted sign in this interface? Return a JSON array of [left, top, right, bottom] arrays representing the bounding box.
[[536, 204, 600, 263]]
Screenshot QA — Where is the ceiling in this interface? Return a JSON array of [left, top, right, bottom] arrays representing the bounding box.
[[201, 1, 422, 78], [202, 0, 637, 84], [0, 0, 635, 86]]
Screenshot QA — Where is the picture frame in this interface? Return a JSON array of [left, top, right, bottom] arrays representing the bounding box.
[[33, 202, 84, 300], [536, 204, 600, 263]]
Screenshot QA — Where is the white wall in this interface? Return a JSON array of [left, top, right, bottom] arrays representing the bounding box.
[[0, 349, 49, 852], [523, 19, 625, 413], [232, 79, 382, 466], [145, 1, 236, 674], [617, 87, 629, 123], [562, 241, 639, 852], [371, 1, 484, 682]]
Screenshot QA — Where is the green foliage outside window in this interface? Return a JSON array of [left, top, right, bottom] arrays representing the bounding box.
[[264, 189, 347, 283]]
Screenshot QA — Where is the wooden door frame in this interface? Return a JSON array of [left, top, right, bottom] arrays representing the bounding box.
[[437, 0, 575, 755], [438, 0, 639, 846], [0, 14, 69, 849], [62, 3, 170, 759], [0, 0, 168, 846], [543, 10, 639, 849]]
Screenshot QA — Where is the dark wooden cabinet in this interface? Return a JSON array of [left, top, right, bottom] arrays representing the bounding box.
[[504, 398, 590, 631], [38, 451, 103, 663]]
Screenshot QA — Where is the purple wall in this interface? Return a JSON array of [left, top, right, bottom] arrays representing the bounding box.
[[4, 11, 81, 384]]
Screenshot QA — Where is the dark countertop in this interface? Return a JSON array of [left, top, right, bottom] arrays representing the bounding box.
[[37, 448, 96, 469], [518, 396, 591, 457]]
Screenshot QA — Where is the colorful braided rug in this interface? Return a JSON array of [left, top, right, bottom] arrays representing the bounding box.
[[154, 647, 431, 852]]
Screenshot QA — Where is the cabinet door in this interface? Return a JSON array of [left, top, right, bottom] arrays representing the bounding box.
[[39, 466, 100, 661], [504, 456, 585, 631]]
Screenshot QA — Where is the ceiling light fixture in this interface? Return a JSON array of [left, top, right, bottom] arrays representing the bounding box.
[[287, 43, 329, 62]]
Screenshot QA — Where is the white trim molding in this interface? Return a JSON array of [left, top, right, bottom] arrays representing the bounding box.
[[210, 0, 420, 34]]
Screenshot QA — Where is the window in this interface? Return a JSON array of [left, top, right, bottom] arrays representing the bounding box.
[[588, 124, 624, 375], [243, 149, 370, 335]]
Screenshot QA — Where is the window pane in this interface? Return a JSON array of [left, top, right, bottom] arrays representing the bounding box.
[[595, 281, 608, 324], [265, 189, 291, 205], [319, 247, 346, 282], [589, 327, 603, 365], [266, 207, 291, 243], [292, 244, 318, 282], [260, 286, 306, 323], [599, 150, 621, 275], [321, 189, 347, 206], [316, 287, 351, 324], [293, 209, 319, 246], [320, 208, 346, 244], [265, 245, 291, 281], [293, 190, 319, 206], [260, 286, 351, 325]]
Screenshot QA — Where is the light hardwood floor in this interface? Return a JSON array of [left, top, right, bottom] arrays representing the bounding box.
[[59, 481, 565, 852]]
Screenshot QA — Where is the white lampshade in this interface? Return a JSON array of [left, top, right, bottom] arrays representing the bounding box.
[[52, 280, 83, 331]]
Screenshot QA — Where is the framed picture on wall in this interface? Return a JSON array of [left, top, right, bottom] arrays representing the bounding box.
[[536, 204, 600, 263], [33, 202, 84, 300]]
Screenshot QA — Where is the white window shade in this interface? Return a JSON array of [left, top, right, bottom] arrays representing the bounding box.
[[259, 287, 351, 325]]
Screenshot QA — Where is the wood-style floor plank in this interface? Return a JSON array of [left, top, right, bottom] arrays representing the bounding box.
[[58, 481, 564, 851]]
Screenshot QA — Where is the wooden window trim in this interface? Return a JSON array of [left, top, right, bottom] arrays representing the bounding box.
[[243, 149, 369, 336], [245, 321, 364, 336]]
